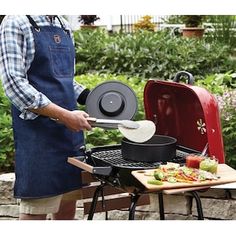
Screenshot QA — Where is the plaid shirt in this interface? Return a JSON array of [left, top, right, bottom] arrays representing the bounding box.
[[0, 15, 85, 120]]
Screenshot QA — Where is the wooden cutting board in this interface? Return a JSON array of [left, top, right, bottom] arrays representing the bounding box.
[[132, 164, 236, 191]]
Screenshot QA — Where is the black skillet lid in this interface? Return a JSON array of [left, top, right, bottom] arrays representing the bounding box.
[[85, 81, 138, 120]]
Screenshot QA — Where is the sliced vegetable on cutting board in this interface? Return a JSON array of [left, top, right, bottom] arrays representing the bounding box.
[[147, 180, 163, 185], [147, 162, 219, 186], [132, 164, 236, 190]]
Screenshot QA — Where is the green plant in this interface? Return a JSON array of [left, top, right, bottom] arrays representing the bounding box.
[[205, 15, 236, 52], [0, 82, 14, 172], [74, 29, 235, 79], [164, 15, 205, 26], [216, 89, 236, 169], [182, 15, 205, 27], [78, 15, 100, 25], [163, 15, 184, 24], [74, 28, 110, 74], [195, 71, 236, 94]]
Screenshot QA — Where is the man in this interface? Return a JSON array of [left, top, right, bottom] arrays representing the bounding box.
[[0, 15, 92, 220]]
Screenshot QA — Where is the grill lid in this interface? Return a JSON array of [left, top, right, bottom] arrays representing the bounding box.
[[144, 71, 225, 163], [86, 81, 138, 122]]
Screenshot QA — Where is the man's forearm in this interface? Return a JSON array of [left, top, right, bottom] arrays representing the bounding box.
[[29, 103, 92, 131], [29, 103, 70, 123]]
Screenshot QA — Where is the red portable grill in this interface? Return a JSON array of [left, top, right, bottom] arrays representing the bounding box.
[[68, 71, 225, 220], [144, 71, 225, 163]]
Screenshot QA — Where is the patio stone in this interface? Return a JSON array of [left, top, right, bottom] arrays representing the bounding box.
[[192, 198, 236, 220], [0, 205, 19, 218], [149, 193, 191, 215], [0, 173, 17, 205]]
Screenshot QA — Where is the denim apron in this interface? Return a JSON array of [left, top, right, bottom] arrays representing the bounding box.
[[12, 16, 83, 198]]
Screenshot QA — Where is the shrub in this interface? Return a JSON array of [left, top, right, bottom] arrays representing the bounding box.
[[0, 83, 14, 172], [217, 90, 236, 169], [134, 15, 156, 32], [195, 71, 236, 94], [182, 15, 205, 27], [205, 15, 236, 52], [74, 29, 235, 79]]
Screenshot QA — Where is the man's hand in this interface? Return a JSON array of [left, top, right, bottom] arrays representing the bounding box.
[[29, 103, 92, 131], [60, 110, 92, 131]]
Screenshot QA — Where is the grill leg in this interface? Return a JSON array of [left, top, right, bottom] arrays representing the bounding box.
[[128, 194, 140, 220], [87, 183, 105, 220], [190, 191, 204, 220], [158, 192, 165, 220], [101, 188, 109, 220]]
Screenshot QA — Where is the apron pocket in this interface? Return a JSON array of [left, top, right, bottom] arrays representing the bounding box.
[[49, 46, 74, 77]]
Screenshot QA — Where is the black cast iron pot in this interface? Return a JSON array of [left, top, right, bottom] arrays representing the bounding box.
[[121, 135, 177, 163]]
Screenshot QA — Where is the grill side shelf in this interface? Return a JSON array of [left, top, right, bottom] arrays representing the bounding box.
[[68, 156, 112, 176]]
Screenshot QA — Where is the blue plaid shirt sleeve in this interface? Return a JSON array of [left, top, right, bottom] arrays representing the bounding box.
[[0, 16, 52, 120], [0, 15, 85, 120]]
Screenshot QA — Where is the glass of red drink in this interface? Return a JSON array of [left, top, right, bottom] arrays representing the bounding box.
[[186, 154, 204, 169]]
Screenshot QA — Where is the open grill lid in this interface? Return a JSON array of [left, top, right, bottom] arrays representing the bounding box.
[[144, 71, 225, 163]]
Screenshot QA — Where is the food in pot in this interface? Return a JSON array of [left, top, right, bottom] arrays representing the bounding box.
[[186, 154, 204, 169], [199, 158, 218, 174]]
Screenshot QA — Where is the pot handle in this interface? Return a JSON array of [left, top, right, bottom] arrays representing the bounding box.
[[67, 156, 112, 176], [173, 71, 195, 85]]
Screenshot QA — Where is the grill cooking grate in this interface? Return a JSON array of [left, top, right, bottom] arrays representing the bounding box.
[[91, 149, 160, 169], [91, 148, 188, 169]]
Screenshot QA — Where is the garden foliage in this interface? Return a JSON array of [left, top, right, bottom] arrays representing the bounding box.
[[74, 29, 235, 79], [0, 83, 14, 172]]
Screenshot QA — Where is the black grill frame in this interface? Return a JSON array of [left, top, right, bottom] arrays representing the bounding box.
[[82, 144, 199, 191]]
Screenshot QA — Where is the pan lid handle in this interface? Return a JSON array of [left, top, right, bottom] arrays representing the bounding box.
[[173, 71, 195, 85]]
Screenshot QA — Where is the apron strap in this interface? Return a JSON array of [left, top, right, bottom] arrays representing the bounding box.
[[26, 15, 70, 36], [55, 16, 70, 36], [26, 15, 40, 31]]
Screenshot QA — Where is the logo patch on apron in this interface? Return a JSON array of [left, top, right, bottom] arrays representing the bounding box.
[[54, 35, 61, 43]]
